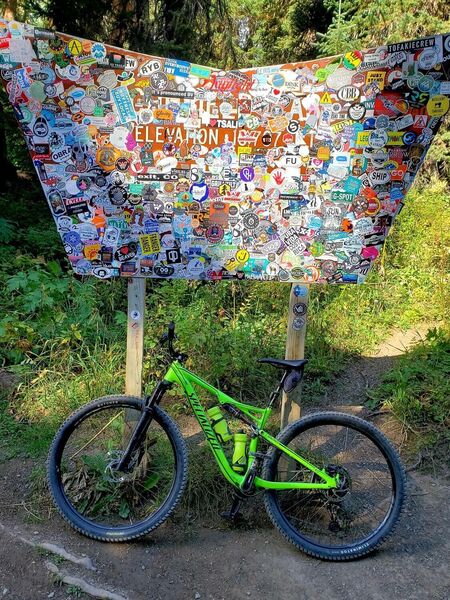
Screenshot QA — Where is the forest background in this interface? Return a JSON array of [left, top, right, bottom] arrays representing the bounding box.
[[0, 0, 449, 469]]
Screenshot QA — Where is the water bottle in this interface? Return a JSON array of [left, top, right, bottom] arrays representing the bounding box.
[[232, 432, 248, 473], [206, 406, 232, 443]]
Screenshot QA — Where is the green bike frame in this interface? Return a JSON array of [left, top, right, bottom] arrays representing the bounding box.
[[163, 361, 337, 492]]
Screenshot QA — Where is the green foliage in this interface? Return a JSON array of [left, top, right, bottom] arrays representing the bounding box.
[[318, 0, 450, 56], [240, 0, 333, 66], [366, 328, 450, 454], [0, 217, 15, 243]]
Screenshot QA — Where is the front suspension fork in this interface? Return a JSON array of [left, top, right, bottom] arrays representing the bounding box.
[[117, 380, 172, 472]]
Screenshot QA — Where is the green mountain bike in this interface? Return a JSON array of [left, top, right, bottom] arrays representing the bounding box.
[[47, 323, 406, 561]]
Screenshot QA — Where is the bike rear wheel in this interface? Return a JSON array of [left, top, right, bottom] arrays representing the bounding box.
[[47, 395, 188, 541], [263, 411, 405, 560]]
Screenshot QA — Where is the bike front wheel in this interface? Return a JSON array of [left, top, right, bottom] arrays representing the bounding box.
[[263, 411, 406, 560], [47, 395, 188, 541]]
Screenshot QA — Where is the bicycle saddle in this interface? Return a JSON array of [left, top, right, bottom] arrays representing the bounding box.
[[258, 358, 308, 370]]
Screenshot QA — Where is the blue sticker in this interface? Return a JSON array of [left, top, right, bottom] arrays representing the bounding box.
[[111, 86, 137, 124], [293, 285, 308, 297], [343, 175, 363, 195], [164, 58, 190, 77]]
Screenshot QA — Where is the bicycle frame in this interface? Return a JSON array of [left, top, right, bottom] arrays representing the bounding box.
[[163, 361, 338, 492]]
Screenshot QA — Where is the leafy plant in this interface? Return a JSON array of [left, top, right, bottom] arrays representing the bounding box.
[[366, 328, 450, 455]]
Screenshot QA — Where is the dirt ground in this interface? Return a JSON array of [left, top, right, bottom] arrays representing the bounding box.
[[0, 326, 449, 600]]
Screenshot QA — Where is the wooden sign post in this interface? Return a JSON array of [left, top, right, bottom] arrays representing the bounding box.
[[280, 284, 309, 428], [125, 278, 146, 398]]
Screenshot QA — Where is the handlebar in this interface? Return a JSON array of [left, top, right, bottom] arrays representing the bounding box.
[[159, 322, 187, 363]]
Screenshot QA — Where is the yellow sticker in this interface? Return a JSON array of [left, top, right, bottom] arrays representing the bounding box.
[[268, 115, 289, 133], [237, 146, 252, 155], [153, 108, 174, 121], [235, 249, 250, 264], [224, 258, 239, 271], [67, 39, 83, 56], [386, 131, 404, 145], [317, 146, 331, 160], [344, 51, 362, 69], [320, 91, 332, 104], [219, 183, 231, 195], [83, 243, 100, 260], [426, 94, 449, 117], [331, 119, 352, 134], [355, 131, 404, 147], [366, 71, 386, 90], [139, 234, 161, 255]]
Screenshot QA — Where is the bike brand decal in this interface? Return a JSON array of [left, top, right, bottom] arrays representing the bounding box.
[[187, 391, 222, 452]]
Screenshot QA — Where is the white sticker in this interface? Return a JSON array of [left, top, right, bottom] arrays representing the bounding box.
[[440, 81, 450, 95], [8, 38, 37, 63], [130, 310, 141, 320]]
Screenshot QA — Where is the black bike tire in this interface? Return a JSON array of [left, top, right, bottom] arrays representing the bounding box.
[[47, 395, 188, 542], [263, 411, 406, 561]]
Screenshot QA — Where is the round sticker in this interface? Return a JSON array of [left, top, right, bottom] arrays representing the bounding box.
[[150, 71, 168, 91], [262, 131, 272, 146], [271, 73, 285, 88], [219, 101, 233, 116], [368, 129, 388, 149], [426, 95, 449, 117], [67, 39, 83, 56], [402, 131, 417, 145], [243, 213, 259, 229], [292, 317, 306, 331], [109, 185, 128, 205], [236, 249, 250, 263], [348, 103, 366, 121], [206, 225, 224, 243], [293, 302, 307, 316], [293, 285, 308, 297], [80, 96, 96, 114], [240, 167, 254, 182], [375, 115, 390, 130]]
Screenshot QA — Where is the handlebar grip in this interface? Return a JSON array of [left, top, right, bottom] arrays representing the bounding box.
[[168, 322, 175, 340]]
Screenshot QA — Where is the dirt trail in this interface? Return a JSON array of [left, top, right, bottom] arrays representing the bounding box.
[[1, 326, 449, 600], [316, 324, 433, 408]]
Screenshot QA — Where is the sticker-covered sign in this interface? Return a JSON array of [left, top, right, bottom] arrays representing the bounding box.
[[1, 20, 449, 282]]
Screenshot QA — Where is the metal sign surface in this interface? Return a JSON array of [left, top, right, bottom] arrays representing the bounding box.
[[1, 20, 449, 282]]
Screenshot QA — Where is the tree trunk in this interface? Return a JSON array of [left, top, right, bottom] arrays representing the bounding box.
[[2, 0, 17, 20]]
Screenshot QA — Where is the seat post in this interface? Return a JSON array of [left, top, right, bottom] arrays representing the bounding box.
[[267, 371, 289, 408]]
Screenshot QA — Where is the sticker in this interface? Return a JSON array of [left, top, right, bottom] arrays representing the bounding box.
[[293, 285, 308, 297], [368, 130, 388, 148], [348, 103, 366, 121], [293, 302, 307, 316], [111, 86, 137, 123], [67, 39, 83, 56], [292, 317, 306, 330], [426, 95, 449, 117]]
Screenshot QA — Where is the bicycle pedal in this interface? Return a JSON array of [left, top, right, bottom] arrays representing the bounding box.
[[220, 509, 244, 522], [220, 493, 245, 521]]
